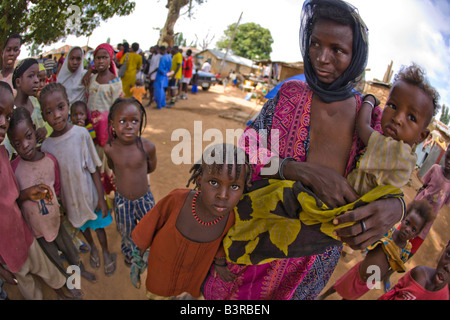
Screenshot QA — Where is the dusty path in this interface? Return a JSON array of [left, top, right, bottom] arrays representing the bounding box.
[[4, 85, 448, 300]]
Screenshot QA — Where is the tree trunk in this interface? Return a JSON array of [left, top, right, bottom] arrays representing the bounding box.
[[158, 0, 190, 47]]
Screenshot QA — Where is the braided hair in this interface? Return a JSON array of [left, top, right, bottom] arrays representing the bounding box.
[[186, 143, 253, 191], [107, 97, 148, 159], [38, 82, 69, 108], [12, 58, 38, 89]]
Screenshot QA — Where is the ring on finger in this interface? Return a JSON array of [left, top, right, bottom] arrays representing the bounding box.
[[360, 220, 366, 233]]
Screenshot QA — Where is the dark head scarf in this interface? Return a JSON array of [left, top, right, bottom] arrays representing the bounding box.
[[300, 0, 369, 103], [12, 58, 38, 89]]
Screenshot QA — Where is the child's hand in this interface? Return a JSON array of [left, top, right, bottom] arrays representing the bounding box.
[[35, 127, 48, 144], [0, 266, 18, 285], [97, 197, 109, 218], [214, 264, 237, 282], [20, 184, 53, 203]]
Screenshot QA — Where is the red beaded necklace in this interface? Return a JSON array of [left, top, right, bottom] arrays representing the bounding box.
[[192, 191, 225, 227]]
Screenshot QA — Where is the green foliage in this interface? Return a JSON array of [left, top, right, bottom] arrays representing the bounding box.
[[440, 104, 449, 125], [0, 0, 135, 48], [216, 22, 273, 60]]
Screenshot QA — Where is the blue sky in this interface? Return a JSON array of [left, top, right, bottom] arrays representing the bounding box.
[[23, 0, 450, 112]]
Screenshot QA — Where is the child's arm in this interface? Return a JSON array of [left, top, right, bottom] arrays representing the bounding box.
[[104, 144, 115, 173], [0, 264, 18, 285], [212, 244, 236, 282], [356, 95, 379, 146], [213, 257, 237, 282], [144, 139, 157, 174], [359, 245, 391, 283], [91, 167, 108, 217], [18, 184, 53, 205]]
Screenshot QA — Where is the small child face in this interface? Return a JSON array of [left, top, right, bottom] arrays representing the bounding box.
[[41, 90, 70, 135], [37, 70, 46, 96], [9, 119, 38, 161], [0, 90, 14, 143], [135, 79, 142, 86], [17, 64, 40, 96], [94, 49, 111, 73], [195, 164, 247, 218], [381, 80, 432, 147], [111, 103, 141, 144], [398, 209, 426, 242], [71, 104, 88, 127]]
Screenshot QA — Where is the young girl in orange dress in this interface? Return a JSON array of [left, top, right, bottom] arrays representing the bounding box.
[[131, 144, 252, 299]]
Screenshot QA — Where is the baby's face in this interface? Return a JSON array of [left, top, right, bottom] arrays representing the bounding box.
[[381, 80, 432, 146]]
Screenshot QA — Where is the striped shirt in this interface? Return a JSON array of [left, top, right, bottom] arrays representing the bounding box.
[[347, 131, 417, 196]]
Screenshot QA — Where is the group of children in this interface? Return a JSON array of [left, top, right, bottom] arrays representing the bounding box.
[[0, 32, 448, 301]]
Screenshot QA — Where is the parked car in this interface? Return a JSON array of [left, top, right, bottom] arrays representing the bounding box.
[[192, 70, 216, 91]]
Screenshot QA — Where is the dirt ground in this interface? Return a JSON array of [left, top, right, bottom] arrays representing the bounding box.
[[4, 84, 449, 300]]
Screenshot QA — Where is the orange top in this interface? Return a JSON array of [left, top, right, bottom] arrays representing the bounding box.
[[132, 189, 235, 298]]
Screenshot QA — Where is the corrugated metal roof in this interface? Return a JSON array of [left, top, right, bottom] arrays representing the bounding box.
[[198, 49, 255, 68]]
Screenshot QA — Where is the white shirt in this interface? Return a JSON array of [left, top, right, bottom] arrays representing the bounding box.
[[201, 61, 211, 73], [41, 125, 102, 228]]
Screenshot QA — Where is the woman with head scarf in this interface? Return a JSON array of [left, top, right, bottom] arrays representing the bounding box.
[[202, 0, 405, 300], [57, 46, 87, 105]]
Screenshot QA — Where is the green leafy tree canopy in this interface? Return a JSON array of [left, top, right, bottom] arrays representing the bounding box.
[[0, 0, 135, 49], [216, 22, 273, 60]]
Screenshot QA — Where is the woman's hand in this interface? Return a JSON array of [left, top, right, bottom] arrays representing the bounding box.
[[333, 198, 403, 250], [283, 161, 359, 208]]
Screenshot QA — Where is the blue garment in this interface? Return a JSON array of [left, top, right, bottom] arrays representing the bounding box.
[[154, 54, 172, 109], [114, 189, 155, 260], [78, 209, 113, 232]]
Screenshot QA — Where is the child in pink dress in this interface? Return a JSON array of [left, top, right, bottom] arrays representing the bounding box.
[[7, 106, 96, 285]]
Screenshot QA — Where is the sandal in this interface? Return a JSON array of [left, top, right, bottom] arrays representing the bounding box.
[[90, 253, 100, 270], [79, 241, 91, 253], [383, 279, 391, 293], [104, 253, 117, 276], [124, 256, 133, 267]]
